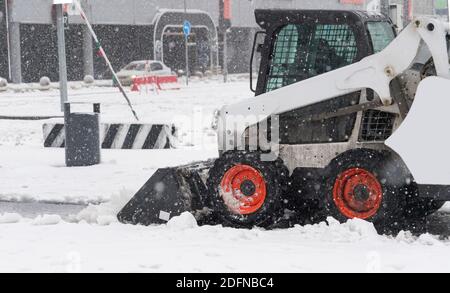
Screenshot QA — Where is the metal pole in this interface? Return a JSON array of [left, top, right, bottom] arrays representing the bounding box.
[[184, 0, 189, 86], [448, 0, 450, 22], [185, 36, 189, 86], [209, 32, 214, 72], [56, 4, 69, 112], [81, 0, 94, 77], [82, 25, 94, 77], [7, 0, 21, 84], [5, 0, 11, 81], [216, 37, 220, 78], [9, 22, 21, 83], [223, 29, 228, 83]]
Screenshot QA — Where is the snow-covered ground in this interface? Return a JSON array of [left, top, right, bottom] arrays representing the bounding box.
[[0, 77, 449, 273], [1, 214, 449, 273]]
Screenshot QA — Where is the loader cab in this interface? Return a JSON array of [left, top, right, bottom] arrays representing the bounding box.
[[250, 10, 396, 145], [252, 10, 396, 95]]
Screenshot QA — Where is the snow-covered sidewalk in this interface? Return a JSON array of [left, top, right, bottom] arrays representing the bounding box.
[[0, 146, 217, 204]]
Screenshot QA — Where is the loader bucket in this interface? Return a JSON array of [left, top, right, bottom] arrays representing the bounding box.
[[117, 161, 215, 226]]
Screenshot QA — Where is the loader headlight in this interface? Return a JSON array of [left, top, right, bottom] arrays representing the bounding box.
[[211, 109, 220, 130]]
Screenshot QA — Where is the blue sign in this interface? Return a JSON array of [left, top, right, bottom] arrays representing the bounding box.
[[183, 20, 192, 37]]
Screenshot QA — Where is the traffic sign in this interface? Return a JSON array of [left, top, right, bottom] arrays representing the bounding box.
[[183, 20, 191, 38]]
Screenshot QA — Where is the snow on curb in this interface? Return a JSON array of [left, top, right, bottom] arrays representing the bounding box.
[[4, 80, 114, 93], [74, 189, 134, 225], [0, 213, 22, 224], [32, 214, 62, 226], [74, 193, 198, 229]]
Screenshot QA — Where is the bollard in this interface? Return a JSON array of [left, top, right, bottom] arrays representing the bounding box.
[[64, 103, 101, 167]]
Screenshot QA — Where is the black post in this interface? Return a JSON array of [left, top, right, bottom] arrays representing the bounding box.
[[184, 0, 189, 86], [93, 103, 101, 114], [56, 3, 68, 112], [64, 102, 101, 167], [380, 0, 391, 17], [403, 0, 411, 26], [219, 0, 231, 83]]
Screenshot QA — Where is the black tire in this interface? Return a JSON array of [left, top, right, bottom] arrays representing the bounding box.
[[402, 183, 446, 219], [322, 149, 405, 228], [206, 151, 289, 228]]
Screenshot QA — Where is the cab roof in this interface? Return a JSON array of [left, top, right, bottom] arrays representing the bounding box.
[[255, 9, 390, 30]]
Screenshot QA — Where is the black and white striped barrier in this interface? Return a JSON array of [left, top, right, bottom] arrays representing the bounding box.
[[43, 123, 177, 150]]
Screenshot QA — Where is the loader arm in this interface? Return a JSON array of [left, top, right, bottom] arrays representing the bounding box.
[[218, 17, 450, 152]]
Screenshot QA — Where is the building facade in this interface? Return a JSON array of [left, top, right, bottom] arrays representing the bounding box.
[[0, 0, 443, 83]]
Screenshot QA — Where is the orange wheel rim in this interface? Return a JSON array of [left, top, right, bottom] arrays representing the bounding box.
[[333, 168, 383, 220], [220, 164, 267, 215]]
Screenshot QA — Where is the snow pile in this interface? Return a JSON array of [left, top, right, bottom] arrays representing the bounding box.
[[74, 189, 134, 225], [396, 230, 445, 246], [341, 218, 380, 239], [32, 214, 62, 226], [0, 213, 22, 224], [395, 230, 416, 244], [166, 212, 198, 230], [417, 233, 444, 246], [295, 217, 381, 243], [441, 202, 450, 213]]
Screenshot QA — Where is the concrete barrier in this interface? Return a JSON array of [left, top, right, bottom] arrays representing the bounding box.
[[0, 78, 7, 92], [43, 123, 177, 150]]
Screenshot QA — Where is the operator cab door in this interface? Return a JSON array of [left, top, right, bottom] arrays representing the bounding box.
[[257, 14, 371, 144], [255, 11, 372, 96]]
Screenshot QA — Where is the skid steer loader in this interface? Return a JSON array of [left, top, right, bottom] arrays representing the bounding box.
[[118, 9, 450, 229]]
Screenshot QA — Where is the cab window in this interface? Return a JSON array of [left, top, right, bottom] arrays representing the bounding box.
[[367, 22, 395, 53], [266, 23, 358, 92]]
